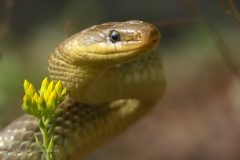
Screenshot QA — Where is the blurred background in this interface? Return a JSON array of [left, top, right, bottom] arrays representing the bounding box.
[[0, 0, 240, 160]]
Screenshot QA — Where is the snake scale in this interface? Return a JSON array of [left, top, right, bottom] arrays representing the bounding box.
[[0, 20, 166, 160]]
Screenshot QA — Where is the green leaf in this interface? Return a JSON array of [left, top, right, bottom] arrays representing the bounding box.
[[22, 104, 33, 115], [47, 122, 55, 137], [38, 120, 46, 131], [53, 110, 62, 119], [47, 137, 54, 153], [35, 135, 46, 153], [54, 152, 60, 160]]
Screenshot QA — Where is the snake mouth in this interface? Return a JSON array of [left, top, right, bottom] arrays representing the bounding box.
[[151, 39, 158, 45], [98, 33, 160, 55], [83, 36, 160, 64], [108, 36, 160, 55]]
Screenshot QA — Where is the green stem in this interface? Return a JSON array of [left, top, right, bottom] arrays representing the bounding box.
[[40, 119, 52, 160]]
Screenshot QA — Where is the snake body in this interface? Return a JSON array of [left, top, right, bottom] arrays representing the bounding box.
[[0, 20, 166, 160]]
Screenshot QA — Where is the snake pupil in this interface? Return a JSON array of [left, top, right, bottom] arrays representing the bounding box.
[[109, 30, 120, 43]]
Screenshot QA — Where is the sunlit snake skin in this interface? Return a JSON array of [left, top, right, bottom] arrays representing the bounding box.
[[0, 20, 166, 160]]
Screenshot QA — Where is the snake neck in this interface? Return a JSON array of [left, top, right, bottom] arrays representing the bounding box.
[[48, 47, 110, 103], [49, 45, 165, 104], [71, 50, 165, 104]]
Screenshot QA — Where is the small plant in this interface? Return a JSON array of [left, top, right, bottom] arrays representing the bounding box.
[[22, 77, 68, 160]]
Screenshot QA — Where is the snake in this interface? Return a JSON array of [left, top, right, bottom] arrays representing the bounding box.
[[0, 20, 166, 160]]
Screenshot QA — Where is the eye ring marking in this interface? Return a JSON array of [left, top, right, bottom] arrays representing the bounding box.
[[109, 30, 120, 43]]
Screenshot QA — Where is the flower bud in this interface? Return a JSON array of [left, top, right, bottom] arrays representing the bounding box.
[[22, 78, 68, 120], [22, 94, 33, 115], [43, 90, 51, 101], [32, 93, 40, 116], [38, 96, 47, 112], [40, 77, 50, 95], [61, 88, 68, 99], [27, 84, 37, 98], [46, 89, 58, 112], [47, 81, 55, 92], [23, 80, 30, 94], [55, 80, 63, 98]]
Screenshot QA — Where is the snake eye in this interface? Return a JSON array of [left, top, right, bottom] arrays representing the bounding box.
[[109, 30, 120, 43]]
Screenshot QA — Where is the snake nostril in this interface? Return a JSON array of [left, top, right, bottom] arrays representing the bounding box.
[[139, 34, 142, 40], [134, 32, 142, 40]]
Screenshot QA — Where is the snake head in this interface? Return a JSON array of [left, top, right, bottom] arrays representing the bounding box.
[[80, 20, 160, 60], [55, 20, 160, 65], [48, 20, 162, 103]]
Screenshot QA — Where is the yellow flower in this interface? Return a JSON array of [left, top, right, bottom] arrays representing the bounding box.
[[22, 77, 67, 160], [22, 77, 68, 118]]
